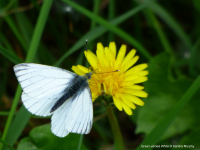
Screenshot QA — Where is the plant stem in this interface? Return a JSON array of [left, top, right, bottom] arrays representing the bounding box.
[[106, 105, 125, 150], [77, 134, 83, 150]]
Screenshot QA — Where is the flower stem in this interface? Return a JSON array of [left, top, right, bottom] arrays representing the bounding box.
[[106, 105, 125, 150]]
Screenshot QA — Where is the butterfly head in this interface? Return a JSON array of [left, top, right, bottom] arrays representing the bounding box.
[[85, 72, 93, 80]]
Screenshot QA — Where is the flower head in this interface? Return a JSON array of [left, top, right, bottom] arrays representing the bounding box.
[[72, 42, 148, 115]]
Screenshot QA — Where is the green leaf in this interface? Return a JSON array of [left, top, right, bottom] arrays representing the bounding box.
[[4, 106, 32, 149], [174, 127, 200, 150], [136, 53, 195, 140], [135, 52, 200, 150], [17, 124, 88, 150], [0, 138, 14, 150], [17, 137, 38, 150]]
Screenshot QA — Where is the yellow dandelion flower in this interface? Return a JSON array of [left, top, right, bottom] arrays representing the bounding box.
[[72, 42, 148, 115]]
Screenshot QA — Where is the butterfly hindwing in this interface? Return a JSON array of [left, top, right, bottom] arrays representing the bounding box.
[[51, 96, 73, 137], [65, 86, 93, 134], [51, 87, 93, 137]]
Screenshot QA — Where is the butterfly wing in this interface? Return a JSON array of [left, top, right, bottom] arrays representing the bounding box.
[[51, 86, 93, 137], [14, 63, 77, 116]]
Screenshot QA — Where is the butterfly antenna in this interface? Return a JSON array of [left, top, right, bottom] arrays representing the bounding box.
[[86, 39, 88, 51], [96, 70, 120, 74], [85, 39, 90, 72]]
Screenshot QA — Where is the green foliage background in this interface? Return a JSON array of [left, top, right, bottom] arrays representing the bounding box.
[[0, 0, 200, 150]]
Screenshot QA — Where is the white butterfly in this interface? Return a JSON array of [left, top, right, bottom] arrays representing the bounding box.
[[14, 63, 93, 137]]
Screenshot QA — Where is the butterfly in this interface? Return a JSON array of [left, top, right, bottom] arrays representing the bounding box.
[[14, 63, 93, 137]]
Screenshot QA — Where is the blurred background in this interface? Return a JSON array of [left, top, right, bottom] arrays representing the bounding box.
[[0, 0, 200, 149]]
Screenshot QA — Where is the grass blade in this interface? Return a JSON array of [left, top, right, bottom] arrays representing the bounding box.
[[62, 0, 152, 60], [55, 0, 155, 66], [4, 16, 28, 51], [145, 1, 192, 50], [1, 1, 53, 149], [0, 45, 23, 64], [135, 74, 200, 150]]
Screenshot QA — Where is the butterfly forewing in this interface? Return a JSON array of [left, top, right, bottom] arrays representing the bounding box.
[[14, 63, 76, 116]]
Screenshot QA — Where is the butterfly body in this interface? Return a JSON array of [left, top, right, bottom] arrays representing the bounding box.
[[50, 72, 93, 113], [14, 63, 93, 137]]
